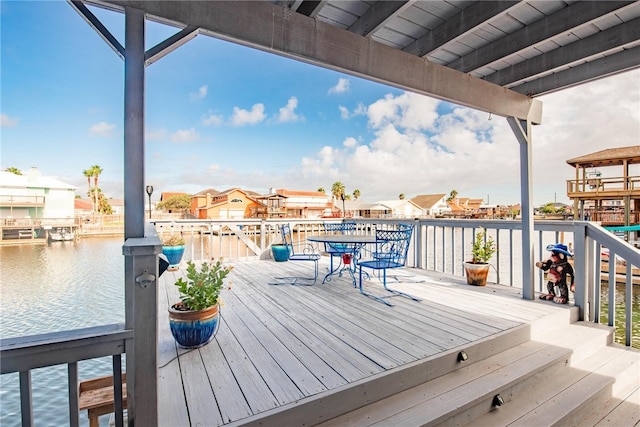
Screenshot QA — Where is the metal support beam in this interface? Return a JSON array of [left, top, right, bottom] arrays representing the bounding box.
[[89, 0, 543, 123], [124, 6, 146, 240], [68, 0, 125, 59], [507, 117, 535, 300], [123, 6, 148, 426]]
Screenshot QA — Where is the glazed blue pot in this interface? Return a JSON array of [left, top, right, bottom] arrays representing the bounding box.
[[271, 245, 290, 262], [162, 245, 185, 270], [168, 303, 220, 349]]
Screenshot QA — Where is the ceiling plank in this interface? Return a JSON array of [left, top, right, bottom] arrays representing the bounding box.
[[89, 0, 542, 123], [348, 1, 411, 37], [512, 44, 640, 96], [405, 0, 517, 57], [488, 17, 640, 89], [449, 1, 635, 73]]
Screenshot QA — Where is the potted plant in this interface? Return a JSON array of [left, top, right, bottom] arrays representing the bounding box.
[[162, 233, 186, 271], [168, 259, 233, 348], [463, 228, 496, 286], [271, 243, 290, 262]]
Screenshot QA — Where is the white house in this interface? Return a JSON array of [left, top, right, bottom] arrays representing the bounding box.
[[411, 194, 452, 216], [0, 168, 76, 224]]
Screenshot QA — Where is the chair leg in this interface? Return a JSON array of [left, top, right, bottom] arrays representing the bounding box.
[[358, 267, 421, 305], [380, 270, 421, 302], [270, 260, 318, 286], [358, 266, 394, 306]]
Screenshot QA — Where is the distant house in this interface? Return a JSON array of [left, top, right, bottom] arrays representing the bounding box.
[[0, 167, 76, 224], [74, 198, 93, 218], [447, 197, 483, 217], [411, 194, 450, 217], [366, 199, 423, 219], [190, 188, 220, 217], [255, 188, 332, 219], [193, 188, 261, 219], [109, 198, 125, 215]]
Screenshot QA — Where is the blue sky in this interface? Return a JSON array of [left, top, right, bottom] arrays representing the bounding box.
[[2, 1, 639, 206]]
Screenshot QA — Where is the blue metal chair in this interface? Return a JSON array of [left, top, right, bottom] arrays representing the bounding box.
[[269, 224, 320, 285], [322, 222, 357, 281], [371, 223, 424, 284], [357, 227, 421, 306]]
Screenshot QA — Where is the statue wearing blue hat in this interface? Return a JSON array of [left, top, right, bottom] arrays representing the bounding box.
[[535, 243, 575, 304]]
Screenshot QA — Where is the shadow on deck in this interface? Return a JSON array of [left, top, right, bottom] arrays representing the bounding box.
[[156, 258, 639, 427]]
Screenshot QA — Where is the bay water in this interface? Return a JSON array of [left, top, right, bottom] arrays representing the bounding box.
[[1, 237, 125, 426]]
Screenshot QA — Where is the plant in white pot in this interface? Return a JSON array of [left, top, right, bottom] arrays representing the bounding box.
[[463, 228, 496, 286], [168, 259, 232, 348]]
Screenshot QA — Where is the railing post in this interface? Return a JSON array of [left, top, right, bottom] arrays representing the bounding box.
[[123, 227, 162, 426], [573, 222, 588, 321]]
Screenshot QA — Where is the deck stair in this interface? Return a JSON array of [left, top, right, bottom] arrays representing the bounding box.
[[235, 304, 640, 427]]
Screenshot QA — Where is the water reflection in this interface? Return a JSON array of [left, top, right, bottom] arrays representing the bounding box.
[[1, 238, 125, 338], [1, 238, 125, 426]]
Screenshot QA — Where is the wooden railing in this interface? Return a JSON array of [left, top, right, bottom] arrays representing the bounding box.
[[566, 175, 640, 196]]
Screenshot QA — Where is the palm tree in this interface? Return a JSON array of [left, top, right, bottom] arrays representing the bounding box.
[[352, 189, 360, 200], [447, 189, 458, 202], [317, 187, 325, 194], [399, 193, 405, 200], [83, 168, 94, 213], [331, 181, 346, 218], [90, 165, 103, 214], [5, 167, 22, 175]]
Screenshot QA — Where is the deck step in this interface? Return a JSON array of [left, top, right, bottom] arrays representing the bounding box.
[[466, 342, 640, 426], [232, 325, 532, 427], [316, 316, 638, 427], [316, 340, 572, 426]]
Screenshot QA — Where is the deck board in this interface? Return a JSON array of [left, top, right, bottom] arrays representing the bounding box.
[[157, 258, 577, 426]]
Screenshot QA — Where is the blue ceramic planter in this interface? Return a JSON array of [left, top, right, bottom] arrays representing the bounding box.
[[162, 245, 185, 270], [168, 303, 220, 349], [271, 245, 290, 262]]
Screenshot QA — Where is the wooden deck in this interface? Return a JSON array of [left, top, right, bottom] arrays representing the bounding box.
[[156, 257, 637, 426]]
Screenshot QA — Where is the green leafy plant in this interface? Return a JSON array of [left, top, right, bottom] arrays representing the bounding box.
[[470, 228, 496, 264], [162, 233, 185, 246], [174, 260, 232, 311]]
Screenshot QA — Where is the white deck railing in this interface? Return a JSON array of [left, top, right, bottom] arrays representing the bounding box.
[[1, 218, 638, 426]]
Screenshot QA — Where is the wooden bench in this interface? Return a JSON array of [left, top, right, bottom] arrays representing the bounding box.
[[78, 373, 127, 427]]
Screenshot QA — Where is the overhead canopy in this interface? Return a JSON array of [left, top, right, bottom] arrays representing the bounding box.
[[566, 145, 640, 168], [83, 0, 640, 125]]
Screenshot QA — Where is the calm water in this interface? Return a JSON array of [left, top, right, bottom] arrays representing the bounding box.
[[0, 237, 125, 426]]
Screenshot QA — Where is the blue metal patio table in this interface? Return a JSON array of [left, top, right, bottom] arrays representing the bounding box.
[[308, 234, 375, 286]]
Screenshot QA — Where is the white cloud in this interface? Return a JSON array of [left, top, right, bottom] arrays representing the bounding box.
[[202, 112, 224, 126], [89, 121, 116, 137], [171, 128, 199, 143], [276, 96, 302, 123], [328, 78, 350, 95], [338, 106, 350, 119], [230, 103, 266, 126], [343, 137, 358, 148], [1, 114, 19, 127], [294, 70, 640, 206], [190, 85, 208, 101]]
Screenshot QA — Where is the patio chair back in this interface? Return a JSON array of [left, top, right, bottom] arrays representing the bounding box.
[[270, 224, 320, 285], [372, 227, 412, 268], [323, 222, 356, 234]]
